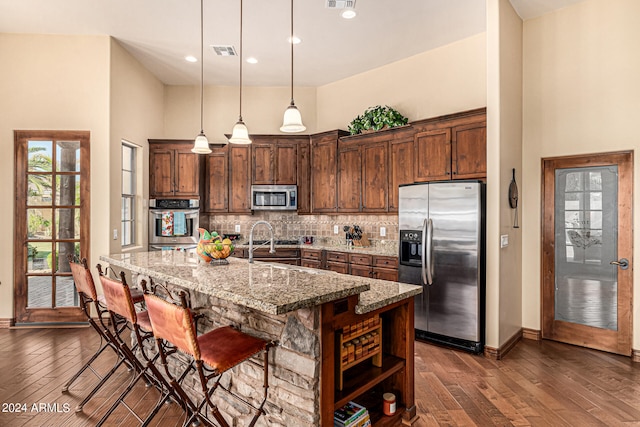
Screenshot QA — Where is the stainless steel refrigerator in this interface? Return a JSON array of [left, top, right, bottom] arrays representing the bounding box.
[[398, 181, 485, 353]]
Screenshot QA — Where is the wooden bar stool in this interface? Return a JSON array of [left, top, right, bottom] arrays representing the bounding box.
[[62, 256, 142, 412], [144, 291, 274, 427], [95, 264, 183, 427]]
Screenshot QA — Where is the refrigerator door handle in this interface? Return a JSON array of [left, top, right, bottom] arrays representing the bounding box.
[[421, 218, 427, 285], [425, 218, 434, 285]]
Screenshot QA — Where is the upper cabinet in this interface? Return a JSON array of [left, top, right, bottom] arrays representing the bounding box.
[[252, 136, 307, 185], [204, 146, 228, 212], [149, 140, 201, 198], [413, 108, 486, 182], [228, 144, 252, 213], [337, 136, 389, 213], [310, 130, 348, 213]]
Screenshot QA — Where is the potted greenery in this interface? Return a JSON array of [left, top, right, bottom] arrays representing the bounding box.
[[348, 105, 409, 135]]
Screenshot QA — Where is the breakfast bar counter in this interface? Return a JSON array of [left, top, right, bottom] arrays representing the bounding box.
[[100, 251, 421, 426]]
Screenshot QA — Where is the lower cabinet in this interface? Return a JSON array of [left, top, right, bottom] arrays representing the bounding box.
[[301, 248, 398, 281], [232, 247, 300, 265]]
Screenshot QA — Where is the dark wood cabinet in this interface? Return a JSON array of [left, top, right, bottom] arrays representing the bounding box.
[[297, 141, 311, 214], [252, 136, 304, 185], [228, 144, 252, 213], [337, 141, 362, 212], [149, 140, 201, 198], [204, 147, 229, 212], [301, 248, 398, 282], [389, 132, 415, 212], [311, 130, 348, 213], [337, 137, 389, 213], [413, 108, 486, 182]]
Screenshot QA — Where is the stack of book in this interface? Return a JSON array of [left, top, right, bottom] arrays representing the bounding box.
[[334, 401, 371, 427]]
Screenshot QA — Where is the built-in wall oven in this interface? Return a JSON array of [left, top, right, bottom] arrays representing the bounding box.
[[148, 199, 199, 251]]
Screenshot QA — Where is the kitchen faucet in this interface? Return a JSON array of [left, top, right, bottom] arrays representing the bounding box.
[[249, 220, 276, 263]]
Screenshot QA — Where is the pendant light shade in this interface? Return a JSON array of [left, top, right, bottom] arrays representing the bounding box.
[[228, 119, 251, 144], [192, 131, 212, 153], [228, 0, 252, 144], [281, 0, 306, 133], [281, 103, 306, 133], [192, 0, 211, 154]]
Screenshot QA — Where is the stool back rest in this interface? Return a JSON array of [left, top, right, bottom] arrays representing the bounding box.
[[98, 269, 137, 324], [144, 293, 201, 360], [68, 255, 98, 301]]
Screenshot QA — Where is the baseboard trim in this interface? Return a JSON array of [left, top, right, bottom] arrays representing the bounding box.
[[632, 349, 640, 363], [0, 318, 14, 329], [484, 328, 523, 360], [522, 328, 541, 341]]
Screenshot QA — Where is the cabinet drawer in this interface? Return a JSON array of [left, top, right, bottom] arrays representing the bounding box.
[[372, 267, 398, 281], [301, 259, 322, 269], [349, 253, 372, 266], [301, 248, 322, 261], [326, 251, 349, 263], [326, 262, 349, 274], [350, 264, 371, 278], [373, 255, 398, 269]]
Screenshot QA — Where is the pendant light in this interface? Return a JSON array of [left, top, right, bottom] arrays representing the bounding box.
[[228, 0, 252, 144], [192, 0, 212, 154], [280, 0, 306, 133]]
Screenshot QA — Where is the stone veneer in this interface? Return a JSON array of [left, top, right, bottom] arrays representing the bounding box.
[[206, 211, 399, 246], [133, 273, 321, 427]]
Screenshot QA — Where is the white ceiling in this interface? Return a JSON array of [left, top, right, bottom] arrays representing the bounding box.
[[0, 0, 584, 87]]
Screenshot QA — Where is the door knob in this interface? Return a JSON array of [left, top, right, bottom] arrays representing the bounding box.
[[610, 258, 629, 270]]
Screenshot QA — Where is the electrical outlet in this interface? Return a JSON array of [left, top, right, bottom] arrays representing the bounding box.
[[235, 224, 241, 232], [334, 225, 339, 234], [380, 226, 386, 237], [113, 229, 118, 240]]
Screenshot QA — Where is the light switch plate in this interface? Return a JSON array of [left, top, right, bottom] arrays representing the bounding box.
[[334, 225, 339, 234], [113, 229, 118, 240], [380, 226, 386, 237], [235, 224, 241, 233], [500, 234, 509, 248]]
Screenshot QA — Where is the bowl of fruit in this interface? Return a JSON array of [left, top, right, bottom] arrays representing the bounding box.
[[196, 229, 235, 262]]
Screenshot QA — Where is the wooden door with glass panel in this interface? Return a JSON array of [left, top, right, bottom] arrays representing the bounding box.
[[14, 130, 89, 323], [542, 151, 632, 355]]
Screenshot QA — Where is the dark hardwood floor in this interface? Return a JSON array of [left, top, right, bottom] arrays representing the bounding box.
[[0, 327, 639, 426]]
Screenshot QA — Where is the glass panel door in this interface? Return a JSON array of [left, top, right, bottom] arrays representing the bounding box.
[[542, 152, 632, 356], [14, 131, 89, 323]]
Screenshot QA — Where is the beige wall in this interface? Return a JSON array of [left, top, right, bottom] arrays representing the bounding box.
[[0, 33, 110, 319], [162, 34, 487, 139], [316, 33, 487, 131], [163, 85, 318, 139], [109, 39, 165, 254], [487, 0, 524, 349], [0, 34, 164, 320], [522, 0, 640, 349]]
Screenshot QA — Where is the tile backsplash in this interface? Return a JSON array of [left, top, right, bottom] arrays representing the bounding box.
[[206, 212, 399, 246]]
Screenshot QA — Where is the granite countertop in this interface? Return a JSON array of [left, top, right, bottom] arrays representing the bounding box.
[[100, 251, 420, 315]]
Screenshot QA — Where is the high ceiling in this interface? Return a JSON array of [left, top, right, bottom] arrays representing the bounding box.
[[0, 0, 584, 87]]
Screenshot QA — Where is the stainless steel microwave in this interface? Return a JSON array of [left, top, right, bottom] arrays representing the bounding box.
[[251, 185, 297, 210]]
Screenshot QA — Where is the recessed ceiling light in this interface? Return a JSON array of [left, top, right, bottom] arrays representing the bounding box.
[[246, 57, 258, 64], [288, 36, 301, 44], [341, 9, 356, 19], [185, 55, 198, 63]]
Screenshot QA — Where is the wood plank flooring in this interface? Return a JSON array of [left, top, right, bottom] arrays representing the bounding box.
[[0, 327, 639, 426]]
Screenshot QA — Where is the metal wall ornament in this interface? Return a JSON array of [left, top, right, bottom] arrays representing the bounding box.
[[509, 168, 519, 228]]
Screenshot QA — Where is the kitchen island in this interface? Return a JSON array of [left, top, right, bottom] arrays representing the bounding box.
[[100, 250, 421, 426]]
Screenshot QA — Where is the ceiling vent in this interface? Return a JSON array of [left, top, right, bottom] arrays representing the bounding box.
[[211, 45, 237, 56], [326, 0, 355, 9]]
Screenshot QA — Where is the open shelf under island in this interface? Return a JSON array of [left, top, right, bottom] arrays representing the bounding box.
[[100, 251, 422, 427]]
